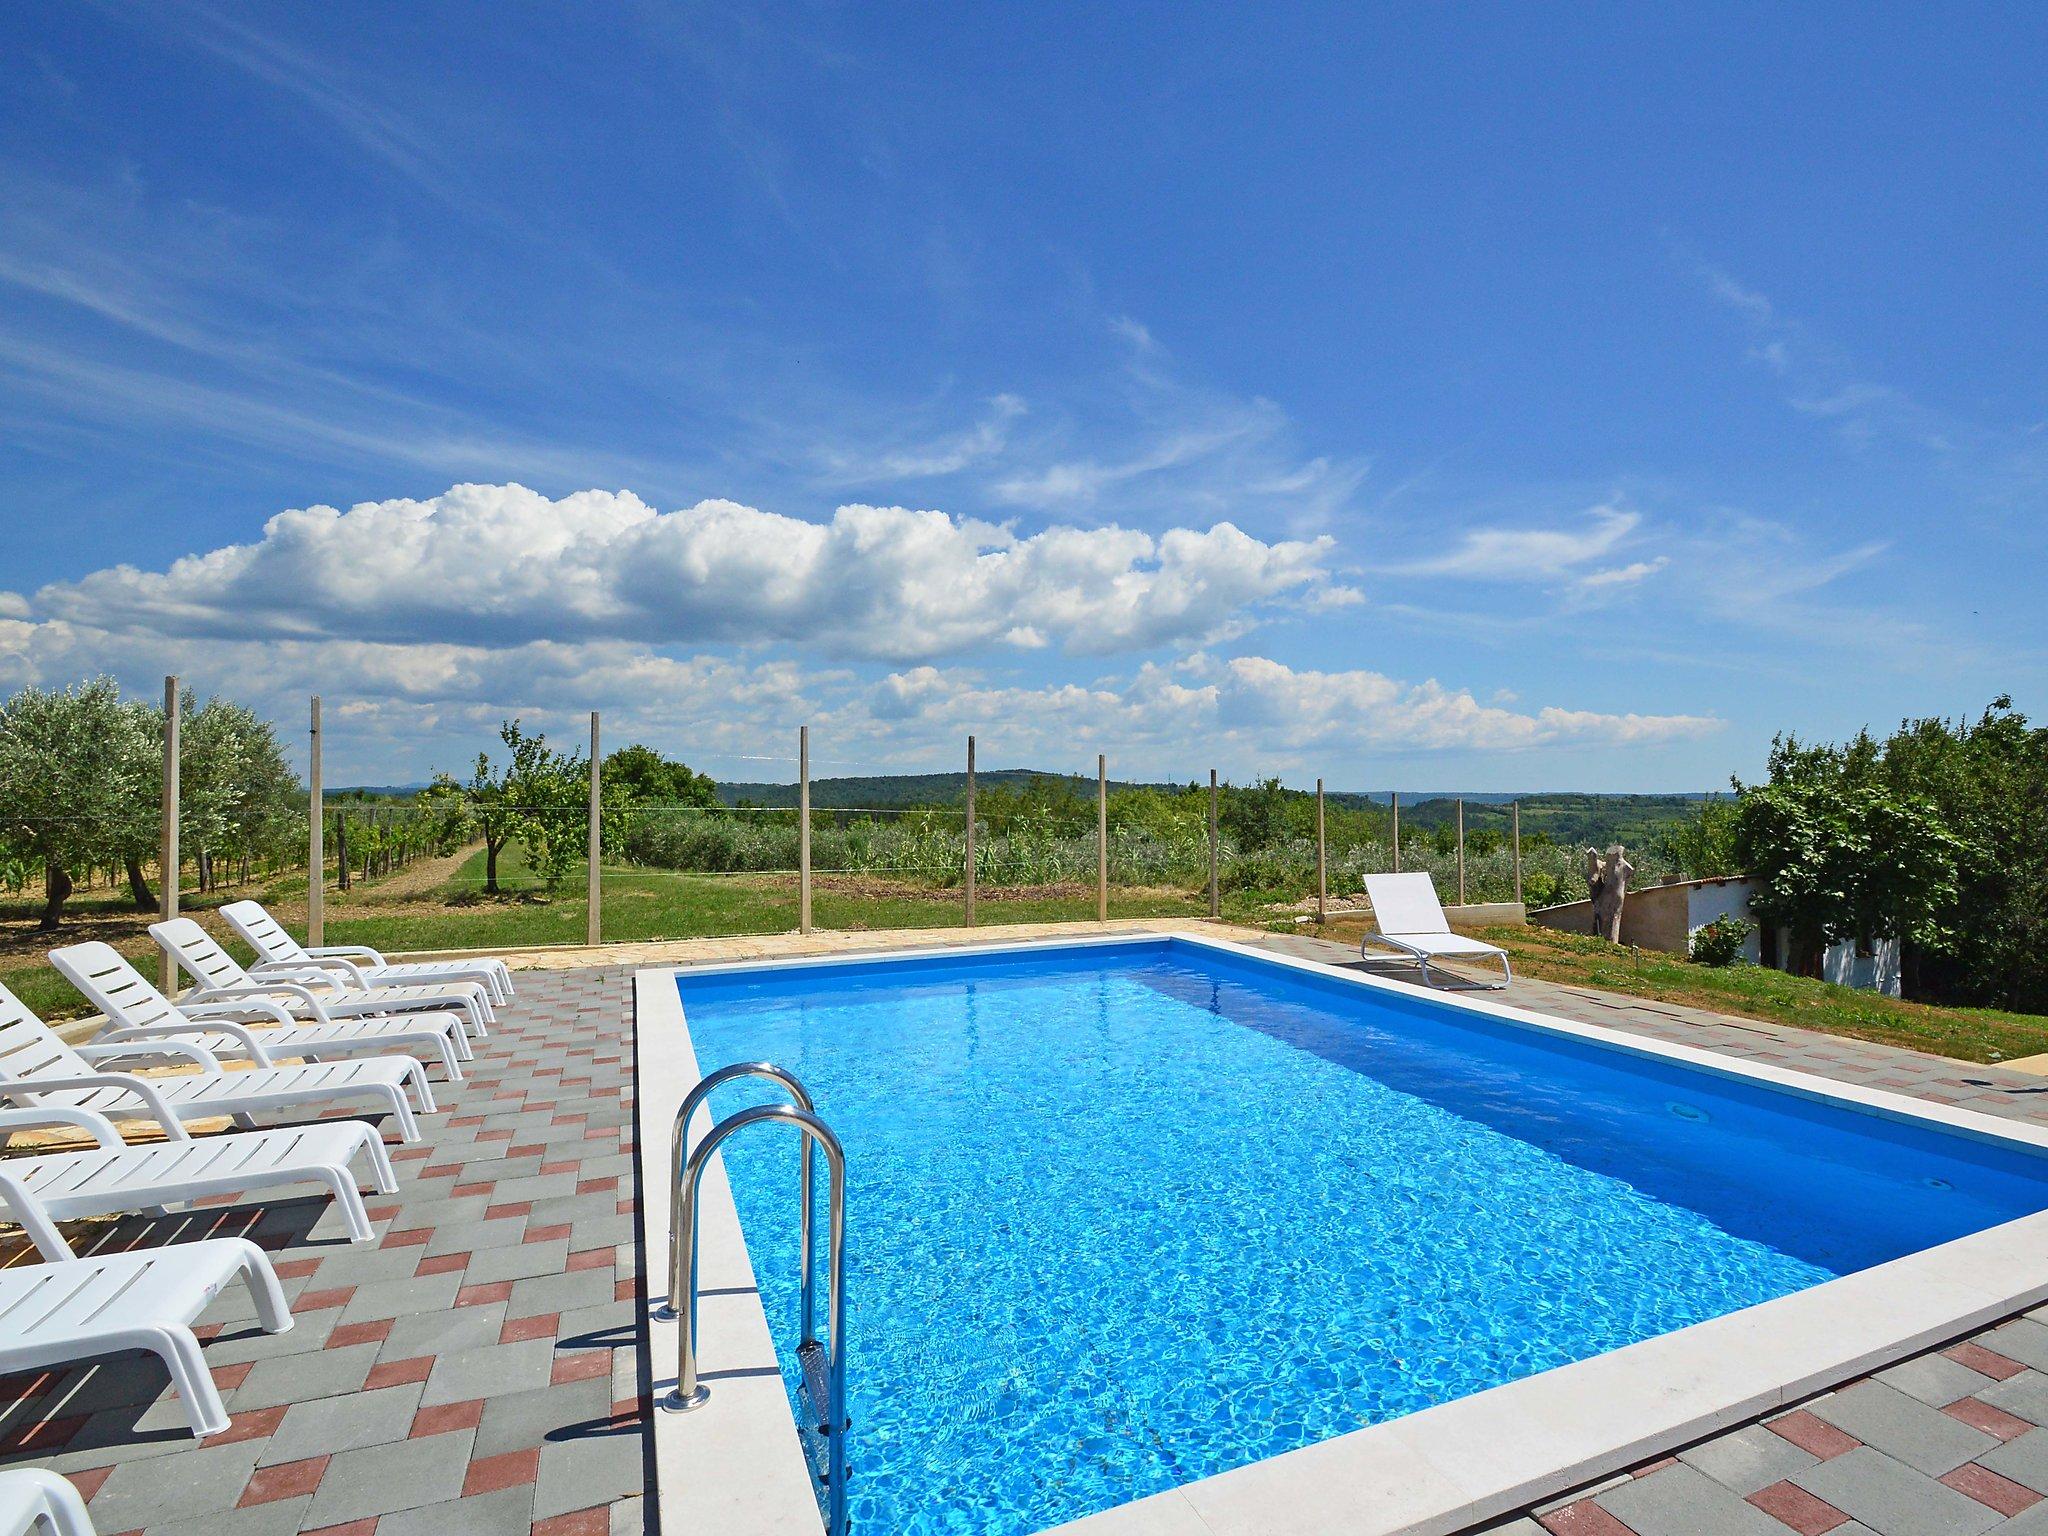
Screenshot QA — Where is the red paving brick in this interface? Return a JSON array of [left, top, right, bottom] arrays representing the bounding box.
[[1946, 1342, 2028, 1380], [1765, 1409, 1861, 1459], [295, 1286, 357, 1312], [363, 1356, 434, 1390], [1536, 1500, 1638, 1535], [411, 1398, 486, 1437], [566, 1247, 612, 1272], [456, 1280, 514, 1307], [461, 1447, 540, 1496], [1943, 1395, 2037, 1441], [550, 1350, 611, 1385], [210, 1404, 289, 1446], [239, 1455, 329, 1506], [1941, 1462, 2044, 1516], [1747, 1480, 1850, 1534], [501, 1312, 558, 1344], [531, 1509, 610, 1536], [328, 1318, 396, 1348], [301, 1519, 379, 1536], [525, 1223, 572, 1244], [414, 1252, 469, 1277]]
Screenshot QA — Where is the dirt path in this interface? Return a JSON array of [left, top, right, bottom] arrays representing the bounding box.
[[356, 840, 484, 899]]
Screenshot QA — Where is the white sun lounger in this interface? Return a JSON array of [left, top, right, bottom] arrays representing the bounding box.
[[1, 1468, 96, 1536], [0, 1104, 395, 1245], [220, 899, 513, 1006], [61, 933, 467, 1083], [149, 917, 492, 1039], [0, 1192, 291, 1437], [1359, 872, 1513, 989], [0, 981, 431, 1142]]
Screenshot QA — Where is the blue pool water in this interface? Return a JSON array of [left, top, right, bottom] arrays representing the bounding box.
[[676, 939, 2048, 1535]]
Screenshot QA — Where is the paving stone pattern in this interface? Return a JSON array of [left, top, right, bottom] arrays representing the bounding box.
[[0, 967, 648, 1536]]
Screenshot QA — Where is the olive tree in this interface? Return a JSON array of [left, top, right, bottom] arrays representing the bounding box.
[[0, 678, 155, 927]]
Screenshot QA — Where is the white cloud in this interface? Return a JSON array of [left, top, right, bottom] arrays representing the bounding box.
[[1574, 557, 1669, 591], [32, 482, 1344, 664], [814, 394, 1027, 482], [1384, 504, 1643, 581]]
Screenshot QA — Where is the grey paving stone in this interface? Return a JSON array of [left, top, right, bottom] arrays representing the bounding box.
[[463, 1239, 573, 1285], [508, 1268, 615, 1319], [1808, 1380, 1998, 1474], [534, 1422, 646, 1520], [472, 1378, 613, 1458], [257, 1382, 427, 1465], [303, 1243, 438, 1285], [1982, 1370, 2048, 1426], [143, 1493, 314, 1536], [1791, 1446, 2002, 1536], [490, 1172, 581, 1202], [1594, 1463, 1784, 1535], [419, 1338, 555, 1406], [1679, 1422, 1822, 1496], [230, 1340, 383, 1410], [340, 1270, 467, 1324], [1978, 1426, 2048, 1493], [86, 1441, 267, 1530], [382, 1301, 510, 1363], [427, 1217, 527, 1257], [609, 1494, 647, 1536], [301, 1429, 477, 1526], [376, 1487, 537, 1536], [1877, 1352, 1998, 1407], [1982, 1319, 2048, 1373]]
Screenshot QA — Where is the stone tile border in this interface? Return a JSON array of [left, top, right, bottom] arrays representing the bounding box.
[[636, 931, 2048, 1536]]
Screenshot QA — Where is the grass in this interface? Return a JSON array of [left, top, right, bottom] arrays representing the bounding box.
[[1304, 912, 2048, 1065], [17, 843, 2045, 1068]]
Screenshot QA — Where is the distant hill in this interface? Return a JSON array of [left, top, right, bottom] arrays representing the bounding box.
[[715, 770, 1716, 847]]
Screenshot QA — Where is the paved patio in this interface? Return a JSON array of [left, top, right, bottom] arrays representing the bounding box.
[[0, 967, 647, 1536], [7, 922, 2048, 1536]]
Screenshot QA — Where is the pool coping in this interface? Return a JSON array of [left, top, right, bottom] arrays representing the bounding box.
[[633, 930, 2048, 1536]]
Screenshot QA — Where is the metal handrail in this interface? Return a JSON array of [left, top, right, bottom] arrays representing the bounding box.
[[663, 1062, 817, 1336], [666, 1100, 848, 1536]]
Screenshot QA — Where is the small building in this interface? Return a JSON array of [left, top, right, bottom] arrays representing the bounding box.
[[1529, 874, 1901, 997]]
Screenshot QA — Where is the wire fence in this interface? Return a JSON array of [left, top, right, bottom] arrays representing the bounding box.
[[5, 695, 1679, 966]]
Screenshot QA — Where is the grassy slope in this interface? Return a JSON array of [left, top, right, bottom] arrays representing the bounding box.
[[1303, 912, 2048, 1065]]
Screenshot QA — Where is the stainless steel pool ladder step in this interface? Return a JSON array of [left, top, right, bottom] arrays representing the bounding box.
[[663, 1062, 848, 1536]]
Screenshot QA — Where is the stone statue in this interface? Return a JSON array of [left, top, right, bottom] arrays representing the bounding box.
[[1585, 843, 1634, 943]]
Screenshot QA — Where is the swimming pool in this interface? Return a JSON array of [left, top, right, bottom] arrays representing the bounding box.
[[666, 936, 2048, 1535]]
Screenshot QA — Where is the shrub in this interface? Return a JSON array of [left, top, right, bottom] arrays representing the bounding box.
[[1689, 914, 1756, 967]]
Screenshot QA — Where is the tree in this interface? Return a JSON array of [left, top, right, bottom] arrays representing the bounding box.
[[431, 720, 591, 895], [1658, 797, 1742, 879], [602, 744, 717, 808], [0, 678, 153, 928], [1220, 777, 1292, 851], [1735, 735, 1962, 975]]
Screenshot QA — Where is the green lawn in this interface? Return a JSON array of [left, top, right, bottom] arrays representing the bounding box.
[[1305, 913, 2048, 1065]]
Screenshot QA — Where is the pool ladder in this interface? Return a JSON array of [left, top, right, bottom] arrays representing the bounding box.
[[661, 1063, 847, 1536]]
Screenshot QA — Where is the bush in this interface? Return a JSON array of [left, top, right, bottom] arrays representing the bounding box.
[[1689, 914, 1756, 967]]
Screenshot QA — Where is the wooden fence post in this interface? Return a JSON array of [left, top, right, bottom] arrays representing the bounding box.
[[1315, 777, 1327, 925], [1207, 769, 1220, 919], [307, 697, 323, 945], [964, 735, 977, 926], [587, 711, 602, 947], [1456, 797, 1466, 906], [160, 676, 179, 992], [1391, 790, 1401, 873], [1513, 800, 1523, 906], [1096, 753, 1108, 923], [798, 726, 812, 936]]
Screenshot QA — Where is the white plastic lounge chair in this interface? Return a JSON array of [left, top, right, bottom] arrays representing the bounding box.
[[1358, 872, 1513, 989], [0, 981, 430, 1142], [220, 899, 513, 1005], [0, 1104, 395, 1244], [1, 1468, 96, 1536], [149, 917, 492, 1038], [64, 933, 467, 1082], [0, 1188, 290, 1437]]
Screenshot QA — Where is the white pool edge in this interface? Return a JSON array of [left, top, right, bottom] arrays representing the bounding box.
[[634, 931, 2048, 1536]]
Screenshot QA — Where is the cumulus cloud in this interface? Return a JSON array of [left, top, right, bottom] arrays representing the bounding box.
[[32, 482, 1343, 663]]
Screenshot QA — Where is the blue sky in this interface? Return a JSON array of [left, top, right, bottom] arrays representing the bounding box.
[[2, 3, 2042, 788]]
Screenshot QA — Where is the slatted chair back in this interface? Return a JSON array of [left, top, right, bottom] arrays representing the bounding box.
[[218, 901, 305, 967], [47, 942, 193, 1033], [146, 918, 252, 994], [0, 983, 95, 1088]]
